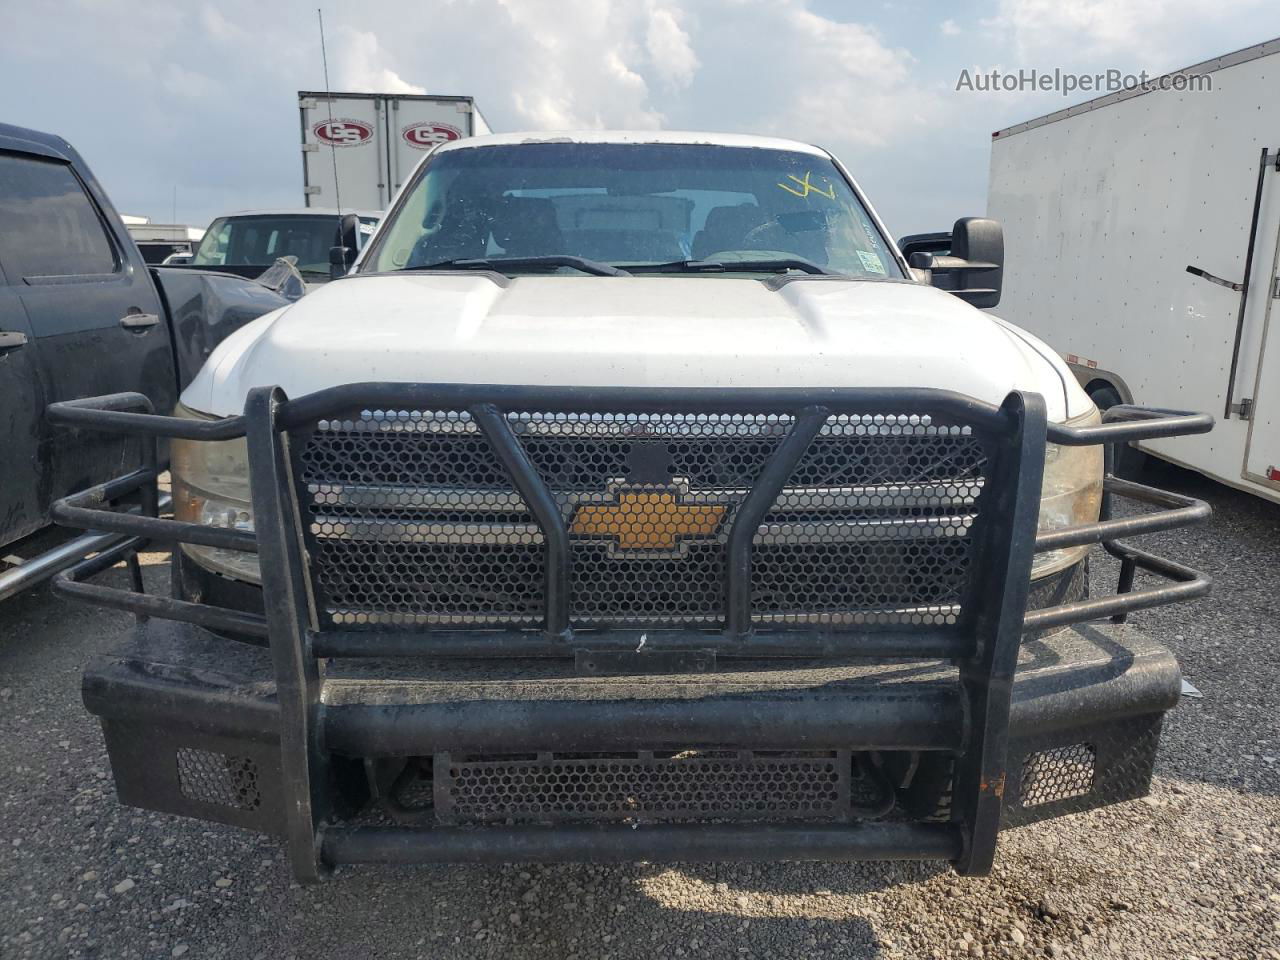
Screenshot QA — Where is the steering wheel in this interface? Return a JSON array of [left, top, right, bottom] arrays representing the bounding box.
[[741, 218, 791, 250]]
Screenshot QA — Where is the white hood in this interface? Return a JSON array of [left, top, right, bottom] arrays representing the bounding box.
[[183, 274, 1087, 421]]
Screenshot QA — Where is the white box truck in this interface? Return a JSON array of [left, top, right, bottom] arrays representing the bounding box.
[[299, 91, 491, 211], [986, 38, 1280, 503]]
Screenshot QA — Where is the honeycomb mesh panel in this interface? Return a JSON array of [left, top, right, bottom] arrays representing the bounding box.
[[435, 750, 851, 824], [521, 435, 781, 490], [291, 408, 990, 632], [753, 418, 985, 627], [317, 542, 545, 626], [1019, 742, 1096, 807], [570, 542, 726, 626], [175, 747, 262, 810], [296, 410, 544, 628]]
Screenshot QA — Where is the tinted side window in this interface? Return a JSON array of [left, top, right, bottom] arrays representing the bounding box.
[[0, 152, 119, 278]]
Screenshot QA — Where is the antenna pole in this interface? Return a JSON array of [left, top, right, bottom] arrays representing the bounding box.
[[318, 8, 343, 219]]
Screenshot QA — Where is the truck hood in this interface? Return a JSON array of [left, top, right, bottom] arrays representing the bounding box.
[[183, 274, 1085, 420]]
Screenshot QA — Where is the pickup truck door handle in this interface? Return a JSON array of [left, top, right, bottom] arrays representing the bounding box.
[[119, 312, 161, 330], [0, 330, 29, 351]]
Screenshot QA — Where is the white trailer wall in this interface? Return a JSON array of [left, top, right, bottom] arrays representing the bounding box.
[[300, 92, 489, 212], [988, 40, 1280, 501]]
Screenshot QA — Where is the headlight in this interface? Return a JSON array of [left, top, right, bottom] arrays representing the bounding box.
[[1034, 407, 1104, 578], [171, 403, 260, 584]]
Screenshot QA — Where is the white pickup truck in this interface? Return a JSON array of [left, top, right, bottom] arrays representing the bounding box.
[[48, 131, 1213, 883]]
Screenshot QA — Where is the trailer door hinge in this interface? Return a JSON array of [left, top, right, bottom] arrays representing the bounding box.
[[303, 185, 321, 196], [299, 98, 318, 109], [302, 143, 318, 153], [1230, 398, 1253, 419], [1272, 275, 1280, 298]]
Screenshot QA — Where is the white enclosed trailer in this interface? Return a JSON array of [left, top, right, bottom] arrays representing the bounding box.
[[298, 91, 491, 211], [988, 38, 1280, 503]]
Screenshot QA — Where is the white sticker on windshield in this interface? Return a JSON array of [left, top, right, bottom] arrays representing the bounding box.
[[857, 250, 887, 274]]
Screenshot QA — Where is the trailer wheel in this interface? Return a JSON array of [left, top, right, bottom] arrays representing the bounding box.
[[1087, 384, 1147, 477]]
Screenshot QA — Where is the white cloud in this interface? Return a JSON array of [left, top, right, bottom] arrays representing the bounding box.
[[646, 3, 700, 89], [671, 2, 930, 150], [334, 29, 427, 95], [940, 18, 961, 36], [306, 0, 931, 145], [413, 0, 670, 128], [159, 63, 220, 99], [991, 0, 1269, 62], [198, 6, 245, 42]]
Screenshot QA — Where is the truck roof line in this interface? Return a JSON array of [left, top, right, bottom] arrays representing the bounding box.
[[991, 36, 1280, 140], [434, 130, 832, 157], [297, 91, 479, 104]]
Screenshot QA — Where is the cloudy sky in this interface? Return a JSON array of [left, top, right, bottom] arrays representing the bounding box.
[[0, 0, 1273, 235]]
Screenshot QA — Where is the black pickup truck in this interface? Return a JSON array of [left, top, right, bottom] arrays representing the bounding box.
[[0, 122, 291, 600]]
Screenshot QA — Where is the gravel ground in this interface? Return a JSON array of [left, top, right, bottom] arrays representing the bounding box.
[[1, 461, 1277, 960]]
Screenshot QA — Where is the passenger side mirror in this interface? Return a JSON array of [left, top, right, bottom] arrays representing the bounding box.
[[903, 218, 1003, 308], [329, 213, 362, 280]]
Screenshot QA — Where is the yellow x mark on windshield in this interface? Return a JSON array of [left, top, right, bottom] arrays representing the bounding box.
[[777, 171, 836, 199]]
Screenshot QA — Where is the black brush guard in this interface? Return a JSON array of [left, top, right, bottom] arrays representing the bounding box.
[[46, 384, 1212, 882]]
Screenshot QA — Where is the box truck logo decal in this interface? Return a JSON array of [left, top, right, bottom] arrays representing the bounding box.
[[402, 122, 462, 149], [313, 119, 374, 147]]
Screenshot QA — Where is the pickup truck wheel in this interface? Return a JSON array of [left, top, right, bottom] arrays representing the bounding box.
[[880, 752, 953, 821], [900, 755, 954, 822], [1088, 384, 1147, 478]]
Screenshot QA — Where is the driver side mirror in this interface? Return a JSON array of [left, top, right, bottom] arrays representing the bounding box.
[[901, 218, 1004, 308], [329, 213, 362, 281]]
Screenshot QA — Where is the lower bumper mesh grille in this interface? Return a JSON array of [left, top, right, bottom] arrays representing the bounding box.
[[176, 747, 262, 811], [435, 750, 854, 825], [1018, 743, 1096, 807]]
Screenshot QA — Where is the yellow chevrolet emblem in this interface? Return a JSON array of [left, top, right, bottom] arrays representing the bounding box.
[[569, 488, 727, 551]]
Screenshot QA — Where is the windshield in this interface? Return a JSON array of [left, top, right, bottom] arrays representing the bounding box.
[[193, 214, 378, 277], [363, 143, 901, 278]]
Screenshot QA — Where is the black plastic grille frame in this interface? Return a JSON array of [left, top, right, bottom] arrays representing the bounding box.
[[176, 747, 262, 810], [434, 750, 852, 824], [292, 408, 991, 632]]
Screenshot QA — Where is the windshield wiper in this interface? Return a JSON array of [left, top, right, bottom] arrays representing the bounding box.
[[402, 255, 630, 277], [626, 258, 836, 276]]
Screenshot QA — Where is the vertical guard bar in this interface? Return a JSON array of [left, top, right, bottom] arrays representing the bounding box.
[[953, 391, 1046, 875], [471, 403, 572, 640], [724, 406, 830, 639], [246, 387, 327, 883]]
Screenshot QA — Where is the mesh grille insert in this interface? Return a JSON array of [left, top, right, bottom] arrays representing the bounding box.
[[1019, 742, 1096, 807], [435, 750, 852, 824], [176, 747, 262, 810], [293, 409, 989, 632]]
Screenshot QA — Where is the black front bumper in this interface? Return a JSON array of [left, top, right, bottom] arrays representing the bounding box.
[[84, 616, 1180, 868], [45, 384, 1213, 882]]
